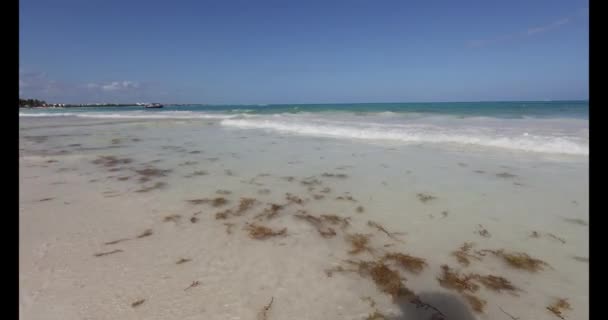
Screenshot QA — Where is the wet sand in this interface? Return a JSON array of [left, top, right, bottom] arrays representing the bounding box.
[[20, 116, 588, 320]]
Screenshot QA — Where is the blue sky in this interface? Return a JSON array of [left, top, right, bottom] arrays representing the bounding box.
[[19, 0, 588, 104]]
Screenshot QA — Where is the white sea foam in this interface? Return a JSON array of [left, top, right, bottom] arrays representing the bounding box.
[[20, 110, 588, 155], [221, 117, 588, 156]]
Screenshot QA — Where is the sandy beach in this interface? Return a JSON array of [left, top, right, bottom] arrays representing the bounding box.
[[19, 115, 588, 320]]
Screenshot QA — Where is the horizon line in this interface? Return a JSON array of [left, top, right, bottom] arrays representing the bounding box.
[[23, 99, 589, 105]]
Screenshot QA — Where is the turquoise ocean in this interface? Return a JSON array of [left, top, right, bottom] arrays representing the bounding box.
[[20, 101, 589, 156]]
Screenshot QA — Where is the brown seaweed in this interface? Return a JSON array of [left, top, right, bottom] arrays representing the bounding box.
[[184, 281, 200, 291], [91, 155, 133, 168], [367, 221, 405, 242], [472, 274, 518, 294], [185, 170, 208, 177], [258, 297, 274, 320], [131, 299, 145, 307], [285, 193, 304, 205], [365, 311, 388, 320], [224, 223, 235, 234], [94, 249, 123, 257], [215, 209, 233, 220], [496, 172, 517, 178], [345, 260, 414, 299], [321, 173, 348, 178], [104, 238, 130, 245], [417, 193, 437, 203], [294, 213, 337, 238], [451, 242, 482, 266], [462, 293, 486, 313], [483, 249, 549, 272], [476, 224, 491, 238], [236, 197, 257, 214], [547, 298, 571, 319], [382, 253, 427, 274], [187, 197, 229, 207], [163, 214, 181, 222], [437, 265, 479, 293], [245, 223, 287, 240], [562, 218, 588, 226], [346, 233, 373, 255], [176, 258, 191, 264], [136, 229, 153, 238], [135, 181, 167, 193]]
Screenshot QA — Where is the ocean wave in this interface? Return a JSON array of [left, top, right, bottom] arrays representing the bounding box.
[[220, 118, 588, 156]]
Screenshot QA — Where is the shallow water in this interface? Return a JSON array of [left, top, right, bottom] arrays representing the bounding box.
[[19, 116, 588, 320]]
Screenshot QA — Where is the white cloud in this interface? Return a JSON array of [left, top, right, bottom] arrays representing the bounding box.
[[527, 18, 570, 35], [19, 69, 157, 103], [98, 81, 141, 92], [468, 9, 582, 48]]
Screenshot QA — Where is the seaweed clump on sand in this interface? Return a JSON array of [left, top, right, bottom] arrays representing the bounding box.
[[473, 274, 518, 294], [255, 203, 285, 220], [437, 265, 480, 293], [134, 167, 172, 182], [476, 224, 491, 238], [91, 155, 133, 168], [131, 299, 145, 307], [547, 298, 571, 319], [321, 214, 351, 229], [285, 193, 304, 205], [382, 253, 427, 274], [437, 265, 487, 313], [300, 177, 322, 186], [224, 223, 235, 234], [336, 194, 357, 202], [562, 218, 588, 226], [496, 172, 517, 178], [135, 181, 167, 193], [482, 249, 549, 272], [236, 197, 257, 214], [356, 206, 365, 213], [417, 193, 437, 203], [214, 198, 257, 220], [462, 293, 486, 313], [94, 249, 124, 257], [257, 297, 274, 320], [136, 229, 153, 238], [365, 310, 389, 320], [176, 258, 191, 264], [451, 242, 482, 267], [321, 172, 349, 179], [245, 223, 287, 240], [367, 221, 405, 242], [187, 197, 229, 207], [185, 170, 208, 178], [294, 213, 337, 238], [347, 260, 414, 299], [346, 233, 373, 255], [215, 209, 233, 220], [104, 238, 130, 245], [163, 214, 181, 222]]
